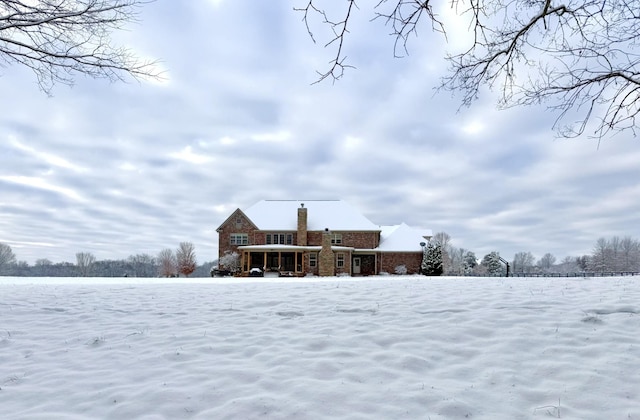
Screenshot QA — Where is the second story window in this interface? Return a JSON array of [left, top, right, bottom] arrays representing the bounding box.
[[266, 233, 293, 245], [230, 233, 248, 245], [331, 233, 343, 245]]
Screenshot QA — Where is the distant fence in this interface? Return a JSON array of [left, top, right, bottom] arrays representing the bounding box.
[[509, 272, 640, 278]]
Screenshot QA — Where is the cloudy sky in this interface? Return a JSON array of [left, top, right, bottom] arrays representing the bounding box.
[[1, 1, 639, 266]]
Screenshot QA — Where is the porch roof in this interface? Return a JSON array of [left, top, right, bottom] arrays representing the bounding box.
[[238, 244, 355, 252]]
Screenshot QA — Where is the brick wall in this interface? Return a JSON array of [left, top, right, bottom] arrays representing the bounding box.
[[297, 206, 307, 246], [318, 230, 335, 276], [217, 211, 258, 259], [335, 251, 352, 275], [306, 231, 379, 248], [252, 232, 297, 246], [303, 252, 319, 276], [379, 252, 423, 275]]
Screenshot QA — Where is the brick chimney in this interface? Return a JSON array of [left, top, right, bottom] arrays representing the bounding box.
[[297, 203, 307, 246], [319, 228, 335, 276]]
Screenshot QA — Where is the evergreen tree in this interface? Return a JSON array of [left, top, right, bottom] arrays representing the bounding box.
[[481, 252, 503, 276], [463, 251, 478, 275], [421, 242, 443, 276]]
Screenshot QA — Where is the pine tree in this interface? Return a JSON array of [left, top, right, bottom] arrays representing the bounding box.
[[421, 242, 443, 276], [481, 252, 503, 276], [463, 251, 477, 275]]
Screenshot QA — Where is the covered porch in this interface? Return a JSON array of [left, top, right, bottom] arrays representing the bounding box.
[[238, 245, 305, 276], [352, 252, 377, 276]]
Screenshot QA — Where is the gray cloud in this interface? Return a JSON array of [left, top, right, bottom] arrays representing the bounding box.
[[1, 0, 638, 266]]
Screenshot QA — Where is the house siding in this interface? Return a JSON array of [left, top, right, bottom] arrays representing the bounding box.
[[217, 211, 257, 259], [306, 231, 378, 248], [318, 231, 335, 276], [335, 251, 352, 276], [304, 252, 319, 276], [379, 252, 422, 275], [253, 231, 297, 246]]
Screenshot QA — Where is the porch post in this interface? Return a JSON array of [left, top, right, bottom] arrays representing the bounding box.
[[296, 251, 300, 273]]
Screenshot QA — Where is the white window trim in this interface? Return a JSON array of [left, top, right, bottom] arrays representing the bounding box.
[[309, 252, 317, 267], [266, 233, 293, 245], [230, 233, 248, 245]]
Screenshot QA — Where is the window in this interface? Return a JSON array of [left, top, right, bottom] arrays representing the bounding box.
[[235, 217, 243, 228], [331, 233, 343, 245], [309, 253, 317, 267], [230, 233, 248, 245], [266, 233, 293, 245], [336, 253, 345, 268]]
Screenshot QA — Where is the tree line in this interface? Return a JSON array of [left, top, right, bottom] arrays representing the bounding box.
[[0, 242, 213, 278], [421, 234, 640, 277], [3, 235, 639, 278]]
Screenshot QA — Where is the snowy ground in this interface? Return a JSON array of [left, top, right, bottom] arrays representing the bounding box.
[[1, 276, 638, 419]]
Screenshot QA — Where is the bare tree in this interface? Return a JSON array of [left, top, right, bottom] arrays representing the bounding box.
[[176, 242, 196, 277], [556, 256, 580, 274], [0, 243, 17, 274], [0, 0, 160, 94], [446, 247, 466, 276], [512, 251, 535, 274], [590, 237, 611, 272], [619, 237, 640, 272], [127, 253, 156, 277], [432, 232, 451, 248], [35, 258, 53, 266], [157, 248, 176, 277], [589, 236, 640, 272], [536, 252, 556, 273], [296, 0, 640, 138], [75, 251, 96, 276]]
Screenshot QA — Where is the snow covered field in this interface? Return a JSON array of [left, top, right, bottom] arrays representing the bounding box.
[[1, 276, 638, 419]]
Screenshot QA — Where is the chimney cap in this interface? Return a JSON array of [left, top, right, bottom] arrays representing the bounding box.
[[301, 203, 304, 208]]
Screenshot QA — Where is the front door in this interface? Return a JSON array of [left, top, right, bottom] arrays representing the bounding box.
[[353, 257, 361, 275]]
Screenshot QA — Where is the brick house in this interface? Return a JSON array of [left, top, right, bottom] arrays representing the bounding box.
[[216, 200, 432, 276]]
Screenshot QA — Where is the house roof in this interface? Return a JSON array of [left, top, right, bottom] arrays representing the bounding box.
[[377, 223, 433, 252], [243, 200, 380, 231], [215, 208, 258, 232]]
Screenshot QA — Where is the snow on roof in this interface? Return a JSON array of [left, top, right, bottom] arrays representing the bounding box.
[[243, 200, 380, 231], [377, 223, 432, 252]]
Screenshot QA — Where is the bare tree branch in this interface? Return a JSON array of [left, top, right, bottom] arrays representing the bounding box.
[[0, 0, 161, 94], [297, 0, 640, 138], [294, 0, 358, 83], [373, 0, 446, 59]]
